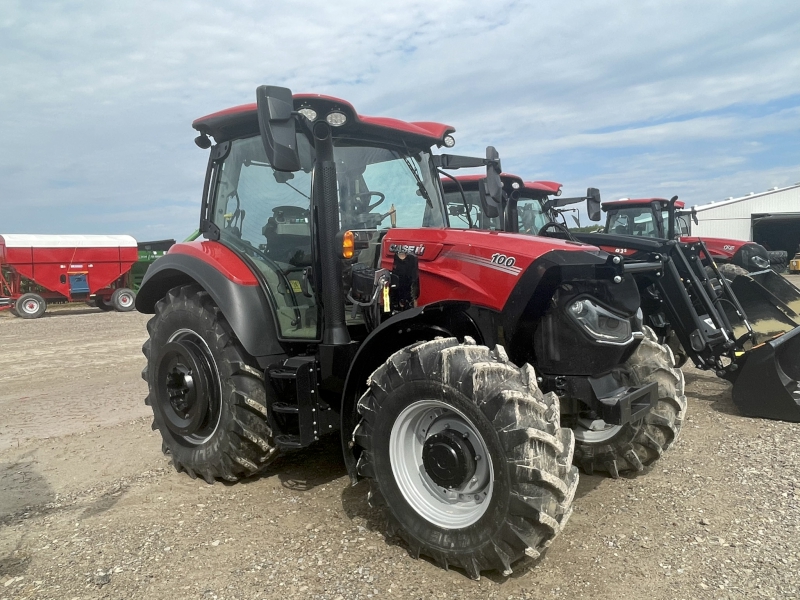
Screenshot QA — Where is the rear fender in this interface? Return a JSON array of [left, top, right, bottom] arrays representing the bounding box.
[[340, 301, 484, 483], [135, 251, 284, 358]]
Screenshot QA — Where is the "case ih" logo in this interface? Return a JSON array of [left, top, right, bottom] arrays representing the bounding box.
[[389, 243, 425, 256]]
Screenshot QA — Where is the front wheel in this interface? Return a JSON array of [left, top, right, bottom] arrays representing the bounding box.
[[15, 293, 46, 319], [143, 284, 277, 483], [573, 327, 686, 478], [354, 337, 577, 579]]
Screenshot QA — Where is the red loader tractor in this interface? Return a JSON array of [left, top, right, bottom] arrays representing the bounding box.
[[443, 176, 800, 422], [137, 86, 684, 578]]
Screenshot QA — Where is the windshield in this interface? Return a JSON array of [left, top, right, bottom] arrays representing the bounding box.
[[517, 197, 549, 234], [334, 141, 445, 230], [606, 207, 661, 238], [442, 189, 501, 230], [606, 206, 688, 238]]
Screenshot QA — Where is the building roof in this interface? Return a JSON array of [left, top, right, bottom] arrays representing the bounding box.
[[692, 183, 800, 213]]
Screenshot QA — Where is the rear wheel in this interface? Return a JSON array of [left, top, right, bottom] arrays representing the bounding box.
[[573, 327, 686, 478], [354, 337, 577, 579], [94, 296, 114, 311], [111, 287, 136, 312], [15, 293, 46, 319], [143, 284, 277, 482]]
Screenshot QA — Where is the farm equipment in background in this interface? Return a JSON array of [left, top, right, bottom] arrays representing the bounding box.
[[598, 197, 778, 273], [130, 239, 176, 292], [442, 176, 800, 422], [0, 234, 138, 318], [136, 85, 686, 578], [790, 251, 800, 274]]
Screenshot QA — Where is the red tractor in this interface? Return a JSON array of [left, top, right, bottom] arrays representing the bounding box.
[[442, 175, 800, 422], [137, 86, 684, 578], [597, 197, 773, 274]]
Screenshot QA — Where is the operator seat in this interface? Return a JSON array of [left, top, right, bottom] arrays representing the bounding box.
[[262, 205, 312, 266], [613, 223, 629, 235]]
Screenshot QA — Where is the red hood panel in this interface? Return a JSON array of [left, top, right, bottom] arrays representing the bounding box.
[[679, 236, 750, 259], [380, 228, 597, 311]]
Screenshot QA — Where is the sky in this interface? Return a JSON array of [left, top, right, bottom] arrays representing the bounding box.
[[1, 0, 799, 241]]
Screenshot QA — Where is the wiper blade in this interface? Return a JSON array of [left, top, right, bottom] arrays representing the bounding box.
[[398, 151, 433, 208]]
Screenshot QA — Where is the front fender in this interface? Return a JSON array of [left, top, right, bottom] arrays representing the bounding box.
[[339, 301, 483, 483], [135, 250, 284, 358]]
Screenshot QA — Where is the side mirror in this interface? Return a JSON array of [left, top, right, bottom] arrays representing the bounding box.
[[256, 85, 301, 172], [478, 180, 499, 219], [484, 146, 503, 205], [587, 187, 601, 222]]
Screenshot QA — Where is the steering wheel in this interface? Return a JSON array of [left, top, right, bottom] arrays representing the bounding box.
[[354, 191, 385, 212], [538, 221, 574, 240]]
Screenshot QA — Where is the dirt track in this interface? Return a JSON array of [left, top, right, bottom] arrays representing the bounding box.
[[1, 307, 799, 599]]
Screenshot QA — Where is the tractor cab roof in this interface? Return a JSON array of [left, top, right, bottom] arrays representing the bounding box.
[[443, 174, 563, 199], [192, 94, 455, 148], [602, 198, 685, 210], [522, 180, 562, 198], [442, 173, 523, 195]]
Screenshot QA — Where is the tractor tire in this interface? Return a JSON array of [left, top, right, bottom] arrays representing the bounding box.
[[111, 288, 136, 312], [94, 296, 114, 311], [573, 327, 686, 478], [142, 284, 277, 483], [15, 293, 46, 319], [768, 250, 788, 272], [354, 337, 577, 579]]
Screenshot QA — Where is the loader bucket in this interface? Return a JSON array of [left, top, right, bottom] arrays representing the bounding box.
[[748, 269, 800, 318], [728, 274, 800, 342], [730, 325, 800, 422]]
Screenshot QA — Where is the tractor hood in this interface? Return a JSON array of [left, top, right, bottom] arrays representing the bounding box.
[[380, 228, 610, 312]]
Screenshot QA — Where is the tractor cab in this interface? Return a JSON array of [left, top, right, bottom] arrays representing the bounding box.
[[442, 174, 600, 237], [441, 173, 522, 230], [602, 198, 691, 239], [184, 89, 511, 348]]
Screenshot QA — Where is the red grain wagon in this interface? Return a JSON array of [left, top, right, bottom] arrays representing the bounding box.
[[0, 234, 138, 319]]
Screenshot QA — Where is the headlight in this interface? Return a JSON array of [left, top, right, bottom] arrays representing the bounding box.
[[298, 107, 317, 122], [326, 111, 347, 127], [567, 298, 634, 345], [751, 255, 770, 269], [443, 135, 456, 148]]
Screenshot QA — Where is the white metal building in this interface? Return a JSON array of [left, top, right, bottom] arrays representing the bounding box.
[[691, 183, 800, 256]]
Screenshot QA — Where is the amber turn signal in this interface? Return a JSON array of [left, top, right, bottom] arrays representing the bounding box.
[[341, 230, 355, 259]]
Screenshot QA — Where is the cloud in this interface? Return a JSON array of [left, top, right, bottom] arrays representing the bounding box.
[[0, 0, 799, 240]]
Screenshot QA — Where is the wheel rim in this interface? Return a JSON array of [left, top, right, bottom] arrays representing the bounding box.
[[389, 399, 493, 529], [154, 329, 222, 445], [118, 292, 133, 307], [21, 299, 40, 314], [574, 418, 623, 443]]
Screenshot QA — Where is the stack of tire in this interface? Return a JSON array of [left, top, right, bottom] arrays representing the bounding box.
[[768, 250, 788, 273]]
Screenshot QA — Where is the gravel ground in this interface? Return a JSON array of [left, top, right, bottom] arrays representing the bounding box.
[[1, 306, 799, 599]]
